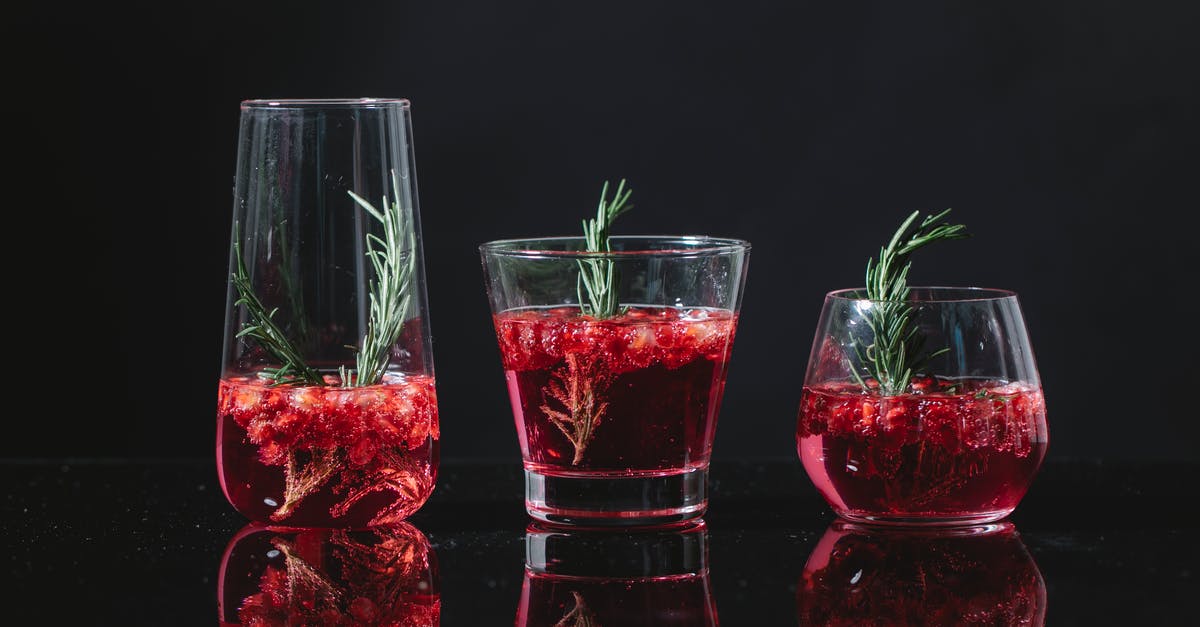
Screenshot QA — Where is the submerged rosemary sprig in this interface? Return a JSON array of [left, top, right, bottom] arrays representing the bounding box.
[[231, 223, 326, 387], [577, 179, 634, 319], [347, 173, 417, 387], [851, 209, 968, 395]]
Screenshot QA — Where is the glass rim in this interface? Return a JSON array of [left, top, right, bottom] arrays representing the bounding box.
[[240, 98, 410, 110], [479, 235, 751, 259], [825, 286, 1019, 303]]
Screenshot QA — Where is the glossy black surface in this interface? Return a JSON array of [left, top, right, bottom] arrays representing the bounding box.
[[4, 459, 1195, 624]]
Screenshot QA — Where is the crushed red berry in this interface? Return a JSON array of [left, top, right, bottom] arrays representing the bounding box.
[[217, 374, 439, 527], [493, 306, 738, 472], [797, 378, 1047, 521]]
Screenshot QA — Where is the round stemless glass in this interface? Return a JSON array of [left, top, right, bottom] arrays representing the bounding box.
[[796, 287, 1048, 526], [218, 99, 438, 528], [481, 236, 750, 526]]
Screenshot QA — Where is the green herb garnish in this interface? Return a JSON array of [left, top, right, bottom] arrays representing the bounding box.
[[850, 209, 968, 395], [576, 179, 634, 319], [231, 222, 325, 386], [231, 173, 416, 387], [347, 174, 418, 386]]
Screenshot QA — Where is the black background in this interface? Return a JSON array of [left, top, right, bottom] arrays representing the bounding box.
[[11, 1, 1199, 462]]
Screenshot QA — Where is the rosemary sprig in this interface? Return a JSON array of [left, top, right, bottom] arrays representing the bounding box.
[[577, 179, 634, 319], [347, 173, 417, 387], [540, 354, 610, 465], [230, 223, 326, 386], [231, 174, 416, 388], [851, 209, 968, 395]]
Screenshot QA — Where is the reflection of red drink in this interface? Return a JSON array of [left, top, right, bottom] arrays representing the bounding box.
[[518, 521, 717, 626], [218, 523, 439, 627], [217, 374, 439, 528], [797, 378, 1047, 524], [494, 306, 736, 473], [797, 522, 1046, 626], [516, 573, 716, 627]]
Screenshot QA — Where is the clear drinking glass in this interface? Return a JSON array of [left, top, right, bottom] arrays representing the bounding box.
[[797, 287, 1048, 525], [481, 236, 750, 526], [517, 522, 717, 625], [797, 522, 1046, 624], [217, 99, 438, 528], [218, 523, 440, 625]]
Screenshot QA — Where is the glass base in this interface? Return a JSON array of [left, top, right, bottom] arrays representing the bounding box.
[[525, 467, 708, 527], [836, 508, 1014, 527]]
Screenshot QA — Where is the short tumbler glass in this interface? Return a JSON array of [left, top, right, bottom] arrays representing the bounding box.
[[797, 287, 1048, 526], [481, 236, 750, 526]]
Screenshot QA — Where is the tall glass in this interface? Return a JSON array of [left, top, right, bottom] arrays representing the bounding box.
[[481, 237, 750, 526], [797, 287, 1048, 525], [218, 99, 438, 528]]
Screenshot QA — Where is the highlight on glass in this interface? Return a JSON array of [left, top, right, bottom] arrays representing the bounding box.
[[481, 182, 750, 526], [796, 210, 1048, 525], [217, 99, 439, 528]]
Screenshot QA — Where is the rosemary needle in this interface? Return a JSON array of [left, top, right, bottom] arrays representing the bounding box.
[[851, 209, 969, 395], [577, 179, 634, 319], [232, 173, 416, 388]]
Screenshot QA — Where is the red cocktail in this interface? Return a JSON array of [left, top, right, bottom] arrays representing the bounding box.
[[494, 305, 737, 523], [218, 374, 439, 528], [798, 280, 1048, 525], [496, 306, 735, 471], [482, 230, 750, 525], [797, 377, 1046, 525], [220, 99, 440, 528]]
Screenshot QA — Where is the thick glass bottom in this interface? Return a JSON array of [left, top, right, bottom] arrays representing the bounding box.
[[525, 467, 708, 527], [837, 509, 1014, 527]]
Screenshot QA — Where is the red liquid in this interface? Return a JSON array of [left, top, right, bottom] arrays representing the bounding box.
[[516, 573, 717, 626], [218, 524, 439, 626], [797, 522, 1045, 625], [493, 306, 737, 474], [217, 374, 439, 528], [796, 379, 1047, 523]]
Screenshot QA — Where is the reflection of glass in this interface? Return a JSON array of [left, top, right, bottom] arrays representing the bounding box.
[[797, 521, 1045, 626], [797, 288, 1048, 525], [516, 521, 718, 625], [481, 237, 749, 526], [218, 523, 439, 625], [217, 99, 439, 528]]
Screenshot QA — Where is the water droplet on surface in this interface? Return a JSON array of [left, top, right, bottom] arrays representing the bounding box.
[[263, 497, 278, 507]]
